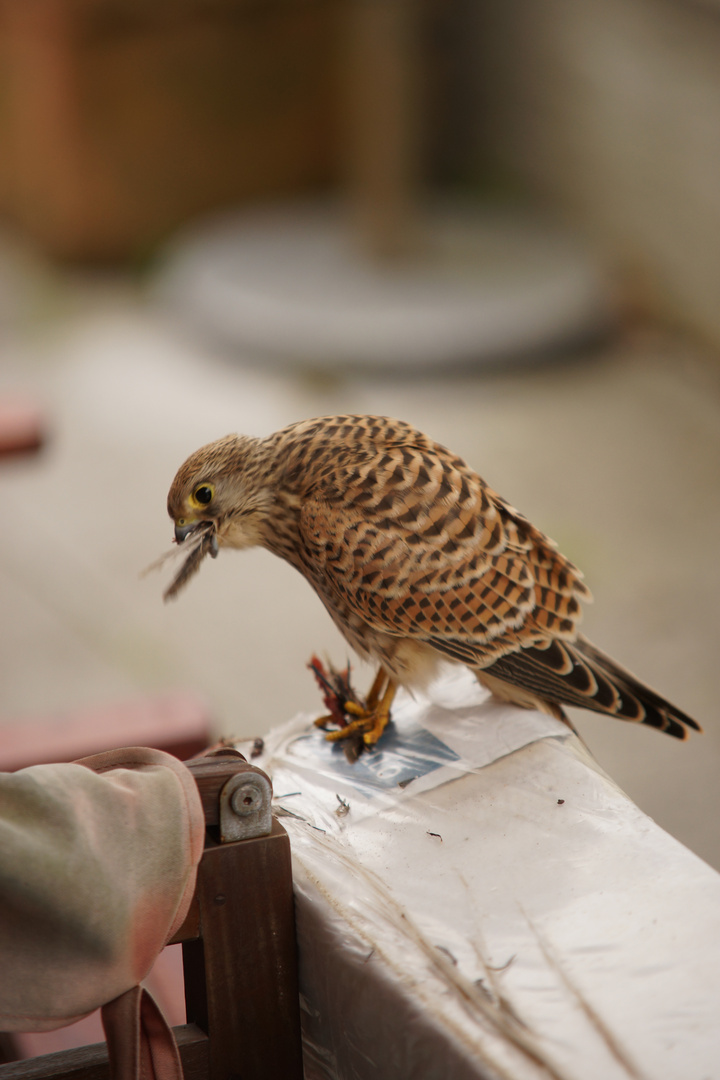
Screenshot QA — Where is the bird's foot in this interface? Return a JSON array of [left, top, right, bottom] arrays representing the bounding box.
[[309, 659, 396, 753], [324, 698, 392, 747]]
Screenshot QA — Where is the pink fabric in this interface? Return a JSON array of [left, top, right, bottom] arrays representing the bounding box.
[[0, 747, 205, 1033]]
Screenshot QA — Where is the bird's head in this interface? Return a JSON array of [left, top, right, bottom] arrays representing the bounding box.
[[167, 434, 275, 552]]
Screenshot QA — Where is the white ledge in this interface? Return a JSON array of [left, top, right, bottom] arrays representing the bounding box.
[[244, 669, 720, 1080]]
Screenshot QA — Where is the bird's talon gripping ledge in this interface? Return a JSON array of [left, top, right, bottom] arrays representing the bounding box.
[[307, 657, 397, 756], [313, 714, 335, 729], [343, 701, 367, 718], [324, 718, 371, 742], [362, 712, 391, 746]]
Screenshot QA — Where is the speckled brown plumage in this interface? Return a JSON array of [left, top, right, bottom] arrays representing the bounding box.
[[165, 414, 700, 742]]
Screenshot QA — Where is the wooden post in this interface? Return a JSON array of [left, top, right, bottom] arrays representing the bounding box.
[[340, 0, 423, 259], [183, 820, 303, 1080]]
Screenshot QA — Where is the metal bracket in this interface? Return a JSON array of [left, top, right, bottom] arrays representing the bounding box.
[[219, 768, 273, 842]]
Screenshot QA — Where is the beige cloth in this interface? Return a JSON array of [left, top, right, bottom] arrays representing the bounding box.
[[0, 747, 205, 1078]]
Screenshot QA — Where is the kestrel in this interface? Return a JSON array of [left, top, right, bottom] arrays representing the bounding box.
[[164, 414, 700, 746]]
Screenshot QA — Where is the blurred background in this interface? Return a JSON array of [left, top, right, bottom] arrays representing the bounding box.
[[0, 0, 719, 879]]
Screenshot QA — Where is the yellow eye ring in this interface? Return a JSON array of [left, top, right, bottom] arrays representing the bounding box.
[[191, 483, 214, 507]]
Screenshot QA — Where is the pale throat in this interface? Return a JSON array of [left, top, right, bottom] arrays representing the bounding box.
[[217, 512, 268, 551], [216, 484, 285, 551]]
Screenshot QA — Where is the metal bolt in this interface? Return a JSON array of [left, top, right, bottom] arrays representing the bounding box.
[[231, 785, 256, 816], [219, 769, 272, 842]]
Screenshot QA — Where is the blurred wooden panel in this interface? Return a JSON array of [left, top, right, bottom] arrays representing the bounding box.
[[0, 0, 338, 259]]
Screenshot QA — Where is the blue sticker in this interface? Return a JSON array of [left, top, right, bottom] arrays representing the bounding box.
[[287, 719, 460, 791]]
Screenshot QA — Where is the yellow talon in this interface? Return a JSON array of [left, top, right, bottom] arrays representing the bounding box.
[[324, 718, 371, 742], [361, 713, 390, 745], [343, 701, 366, 718], [313, 714, 335, 728], [323, 676, 397, 747]]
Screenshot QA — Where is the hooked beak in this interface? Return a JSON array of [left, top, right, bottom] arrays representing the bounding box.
[[175, 520, 200, 543], [174, 519, 220, 558]]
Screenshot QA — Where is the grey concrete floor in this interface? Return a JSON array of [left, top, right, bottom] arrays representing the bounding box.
[[1, 240, 719, 870]]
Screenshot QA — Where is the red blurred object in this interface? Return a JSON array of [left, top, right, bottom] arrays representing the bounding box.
[[0, 691, 213, 772], [0, 395, 47, 457]]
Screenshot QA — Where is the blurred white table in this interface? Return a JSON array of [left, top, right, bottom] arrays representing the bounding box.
[[157, 200, 612, 370]]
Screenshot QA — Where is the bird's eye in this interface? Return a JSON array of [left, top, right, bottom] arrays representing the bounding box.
[[193, 484, 214, 506]]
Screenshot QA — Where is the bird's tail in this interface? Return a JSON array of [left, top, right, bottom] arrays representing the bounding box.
[[573, 636, 700, 738], [482, 635, 701, 740]]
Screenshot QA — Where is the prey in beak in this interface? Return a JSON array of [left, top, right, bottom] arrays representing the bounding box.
[[143, 519, 219, 601], [173, 518, 220, 553]]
